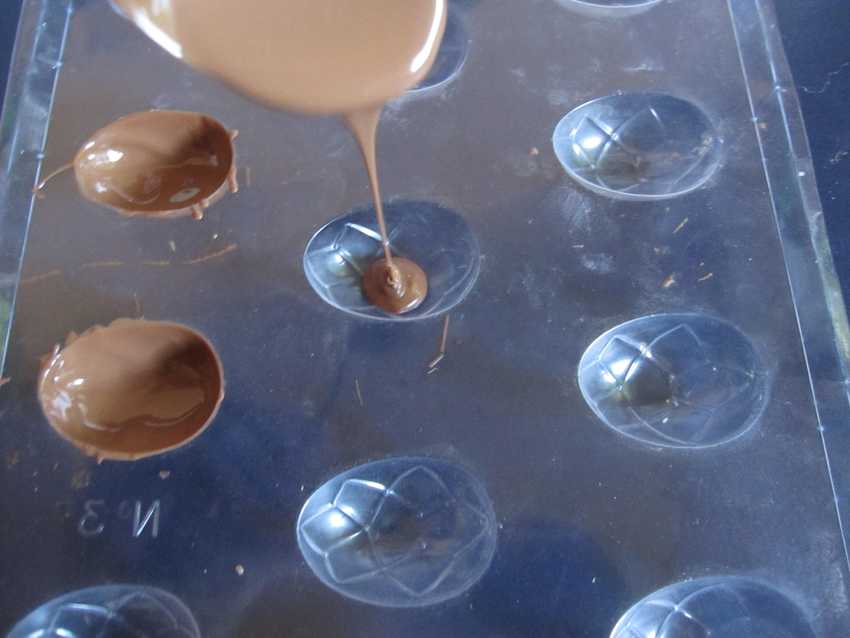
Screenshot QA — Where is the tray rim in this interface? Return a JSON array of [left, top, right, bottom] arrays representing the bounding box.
[[728, 0, 850, 574], [0, 0, 72, 371]]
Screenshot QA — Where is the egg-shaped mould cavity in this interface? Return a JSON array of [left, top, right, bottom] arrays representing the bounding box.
[[73, 110, 237, 219], [578, 314, 767, 448], [610, 577, 815, 638], [297, 456, 498, 607], [554, 0, 666, 18], [38, 318, 224, 461], [303, 201, 480, 322], [553, 93, 721, 200], [407, 6, 468, 94], [7, 585, 200, 638]]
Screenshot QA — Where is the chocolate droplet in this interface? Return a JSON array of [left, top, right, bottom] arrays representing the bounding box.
[[362, 257, 428, 315]]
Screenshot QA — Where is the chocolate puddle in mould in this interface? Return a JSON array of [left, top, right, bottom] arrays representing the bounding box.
[[37, 110, 237, 220], [38, 319, 223, 461], [112, 0, 447, 314]]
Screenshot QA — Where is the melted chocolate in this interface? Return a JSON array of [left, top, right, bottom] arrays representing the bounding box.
[[346, 109, 429, 314], [362, 257, 428, 315], [73, 110, 236, 219], [112, 1, 446, 115], [114, 1, 446, 312], [38, 319, 223, 461]]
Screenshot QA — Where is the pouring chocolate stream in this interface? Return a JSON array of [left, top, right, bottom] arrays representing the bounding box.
[[112, 0, 447, 313]]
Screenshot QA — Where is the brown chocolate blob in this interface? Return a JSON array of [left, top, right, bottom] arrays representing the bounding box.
[[38, 319, 223, 461], [72, 110, 237, 219], [363, 257, 429, 315], [111, 1, 447, 115], [113, 1, 446, 313]]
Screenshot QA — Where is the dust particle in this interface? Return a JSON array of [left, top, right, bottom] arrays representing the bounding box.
[[71, 468, 91, 490], [354, 378, 364, 407], [235, 564, 245, 576], [159, 470, 171, 480], [6, 450, 20, 469]]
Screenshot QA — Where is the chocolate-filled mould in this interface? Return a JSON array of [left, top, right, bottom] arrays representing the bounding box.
[[40, 110, 237, 219], [38, 318, 224, 461]]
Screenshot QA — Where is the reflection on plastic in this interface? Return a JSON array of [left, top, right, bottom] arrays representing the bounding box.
[[554, 0, 665, 18], [297, 457, 497, 607], [303, 201, 480, 321], [610, 577, 816, 638], [408, 7, 468, 93], [579, 314, 767, 448], [6, 585, 200, 638], [553, 93, 722, 200]]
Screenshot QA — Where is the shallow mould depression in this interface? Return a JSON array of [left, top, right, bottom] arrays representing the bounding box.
[[610, 577, 816, 638], [296, 456, 498, 608], [7, 585, 201, 638], [553, 93, 722, 201], [303, 201, 480, 321], [578, 314, 768, 449]]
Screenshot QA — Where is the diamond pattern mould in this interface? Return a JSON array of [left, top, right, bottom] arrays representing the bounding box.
[[7, 585, 200, 638], [578, 314, 768, 448], [303, 201, 480, 321], [610, 577, 816, 638], [296, 457, 498, 607], [553, 93, 722, 200]]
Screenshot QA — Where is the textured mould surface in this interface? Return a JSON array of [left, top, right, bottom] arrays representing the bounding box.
[[297, 457, 497, 607], [579, 314, 767, 448], [553, 93, 721, 200], [611, 577, 816, 638], [7, 585, 200, 638], [304, 201, 480, 321]]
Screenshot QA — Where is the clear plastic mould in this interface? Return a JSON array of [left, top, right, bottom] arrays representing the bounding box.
[[552, 93, 722, 201], [578, 313, 768, 448], [2, 0, 850, 636], [610, 577, 816, 638], [303, 201, 480, 321], [296, 457, 497, 607], [6, 585, 200, 638]]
